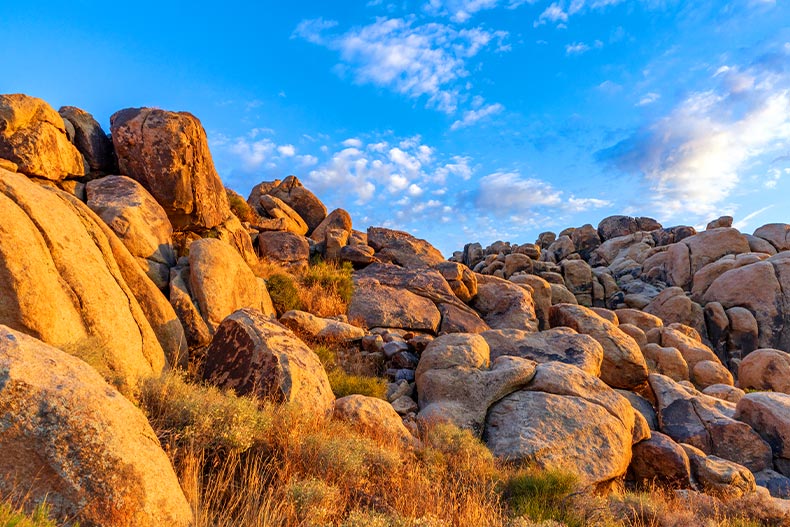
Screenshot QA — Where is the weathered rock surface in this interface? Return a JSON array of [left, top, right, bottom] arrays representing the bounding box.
[[86, 175, 176, 289], [738, 348, 790, 394], [735, 392, 790, 476], [349, 276, 442, 333], [754, 223, 790, 252], [416, 333, 536, 435], [280, 310, 365, 340], [333, 394, 415, 447], [549, 303, 648, 389], [0, 94, 85, 179], [681, 444, 756, 498], [203, 308, 334, 414], [367, 226, 445, 269], [251, 194, 308, 235], [629, 432, 691, 488], [0, 326, 192, 527], [256, 231, 310, 269], [110, 107, 231, 230], [58, 105, 116, 174], [649, 374, 772, 472], [189, 238, 274, 333], [264, 176, 327, 233], [0, 168, 168, 389], [485, 363, 636, 488], [473, 274, 539, 332], [482, 327, 604, 376]]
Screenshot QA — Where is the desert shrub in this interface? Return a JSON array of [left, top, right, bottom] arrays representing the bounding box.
[[503, 468, 582, 526], [139, 373, 271, 456], [301, 258, 354, 303], [0, 502, 59, 527], [286, 478, 341, 525], [265, 273, 302, 315], [420, 423, 497, 482], [313, 344, 338, 369], [328, 369, 388, 399], [226, 188, 258, 224]]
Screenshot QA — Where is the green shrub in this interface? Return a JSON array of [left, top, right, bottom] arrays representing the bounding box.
[[327, 370, 387, 399], [313, 344, 338, 369], [266, 273, 302, 315], [301, 258, 354, 304], [0, 502, 59, 527], [226, 188, 258, 224], [502, 468, 581, 525]]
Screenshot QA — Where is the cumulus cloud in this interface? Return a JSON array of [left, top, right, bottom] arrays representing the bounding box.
[[294, 16, 507, 115], [475, 171, 563, 211], [598, 62, 790, 219]]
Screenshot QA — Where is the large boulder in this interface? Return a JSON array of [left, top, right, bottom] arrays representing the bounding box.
[[279, 310, 365, 341], [188, 238, 274, 333], [664, 228, 751, 289], [485, 363, 637, 489], [644, 287, 707, 341], [349, 279, 441, 333], [472, 274, 539, 332], [649, 374, 772, 472], [0, 168, 169, 390], [0, 94, 85, 179], [738, 348, 790, 394], [256, 231, 310, 269], [681, 444, 756, 498], [251, 194, 308, 235], [203, 308, 334, 415], [0, 326, 192, 527], [415, 333, 536, 435], [549, 303, 648, 389], [754, 223, 790, 252], [367, 226, 445, 269], [263, 176, 327, 234], [86, 175, 176, 289], [703, 252, 790, 350], [311, 208, 352, 245], [110, 107, 231, 230], [735, 392, 790, 476], [58, 105, 116, 174], [629, 432, 692, 488], [482, 327, 604, 377]]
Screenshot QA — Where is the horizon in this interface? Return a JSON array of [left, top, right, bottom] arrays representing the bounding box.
[[2, 1, 789, 256]]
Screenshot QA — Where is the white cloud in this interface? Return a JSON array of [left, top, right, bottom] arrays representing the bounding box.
[[565, 42, 589, 55], [566, 196, 611, 211], [450, 102, 504, 130], [599, 63, 790, 219], [434, 155, 473, 182], [733, 205, 774, 231], [475, 171, 563, 212], [637, 92, 660, 106], [424, 0, 501, 22], [277, 144, 296, 157], [295, 16, 508, 115], [342, 137, 363, 148], [229, 137, 277, 171], [535, 3, 568, 26], [535, 0, 625, 27]]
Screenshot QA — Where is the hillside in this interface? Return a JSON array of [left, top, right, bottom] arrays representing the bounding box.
[[0, 93, 789, 527]]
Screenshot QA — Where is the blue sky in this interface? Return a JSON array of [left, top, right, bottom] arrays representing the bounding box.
[[2, 1, 790, 256]]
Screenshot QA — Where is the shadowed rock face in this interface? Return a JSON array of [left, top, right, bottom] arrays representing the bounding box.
[[110, 107, 231, 230], [0, 326, 193, 527], [58, 105, 117, 174], [203, 308, 334, 415]]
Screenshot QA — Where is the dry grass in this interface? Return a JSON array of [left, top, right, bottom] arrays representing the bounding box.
[[0, 502, 60, 527], [138, 371, 786, 527], [253, 258, 354, 318], [226, 188, 260, 225]]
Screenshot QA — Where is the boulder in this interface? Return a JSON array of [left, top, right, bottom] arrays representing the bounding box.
[[549, 303, 648, 389], [665, 228, 751, 289], [311, 208, 352, 245], [660, 327, 730, 388], [734, 392, 790, 475], [416, 333, 536, 435], [726, 306, 759, 358], [510, 274, 551, 330], [58, 105, 116, 174], [86, 175, 176, 289], [482, 327, 603, 376], [744, 233, 778, 255], [349, 279, 441, 333], [644, 288, 707, 341], [649, 374, 772, 472], [203, 308, 334, 414], [642, 343, 689, 382], [438, 303, 491, 334], [754, 223, 790, 252], [188, 238, 274, 333], [598, 215, 639, 241], [0, 94, 85, 179], [681, 444, 756, 498], [214, 214, 258, 266], [110, 107, 231, 230], [333, 395, 415, 447], [701, 384, 745, 404], [251, 194, 308, 235], [549, 283, 578, 305], [0, 168, 168, 390], [367, 226, 445, 269], [434, 261, 478, 303], [169, 265, 212, 348], [704, 253, 790, 350], [339, 244, 378, 268], [485, 366, 635, 489], [561, 259, 593, 306], [738, 348, 790, 394], [629, 432, 691, 488], [472, 274, 539, 332], [264, 176, 327, 233], [706, 216, 733, 230], [256, 231, 310, 269], [690, 253, 766, 302], [279, 310, 365, 340], [754, 469, 790, 498], [0, 326, 192, 526], [571, 223, 601, 260]]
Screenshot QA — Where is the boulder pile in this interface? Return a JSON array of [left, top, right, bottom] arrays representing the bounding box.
[[1, 93, 789, 524]]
